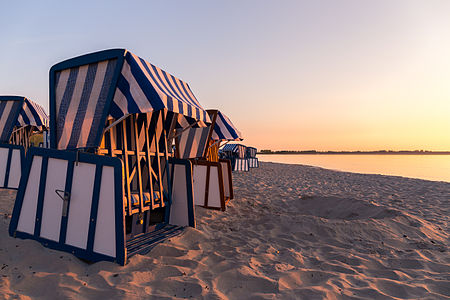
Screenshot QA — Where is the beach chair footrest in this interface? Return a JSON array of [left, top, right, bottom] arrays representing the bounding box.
[[126, 224, 184, 259]]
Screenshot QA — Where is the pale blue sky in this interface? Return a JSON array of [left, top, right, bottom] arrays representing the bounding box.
[[1, 0, 449, 150]]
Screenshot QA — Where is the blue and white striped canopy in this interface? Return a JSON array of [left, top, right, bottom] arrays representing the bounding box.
[[52, 49, 210, 150], [210, 111, 242, 141], [221, 143, 247, 159], [0, 96, 48, 143], [18, 98, 49, 129], [110, 52, 209, 123]]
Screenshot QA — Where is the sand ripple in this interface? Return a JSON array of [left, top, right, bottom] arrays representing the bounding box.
[[0, 162, 449, 299]]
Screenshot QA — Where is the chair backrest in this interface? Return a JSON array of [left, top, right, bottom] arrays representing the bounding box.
[[175, 126, 210, 159], [50, 49, 210, 151], [0, 97, 25, 143], [51, 54, 121, 150], [246, 147, 257, 158], [221, 143, 246, 159]]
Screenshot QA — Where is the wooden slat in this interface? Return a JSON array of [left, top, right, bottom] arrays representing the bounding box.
[[132, 114, 144, 213]]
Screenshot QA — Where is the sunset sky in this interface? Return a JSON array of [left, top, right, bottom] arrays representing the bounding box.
[[1, 0, 449, 151]]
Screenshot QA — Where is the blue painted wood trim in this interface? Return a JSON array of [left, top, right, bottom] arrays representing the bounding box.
[[9, 147, 125, 265], [49, 49, 126, 149], [8, 144, 35, 236], [114, 159, 126, 265], [0, 143, 25, 189], [13, 231, 118, 264], [3, 147, 13, 187], [86, 164, 103, 253], [33, 156, 49, 237], [58, 160, 75, 244]]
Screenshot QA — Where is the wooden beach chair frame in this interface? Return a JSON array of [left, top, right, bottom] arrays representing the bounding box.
[[221, 143, 250, 172], [10, 49, 207, 264], [246, 147, 259, 168], [174, 109, 239, 210], [0, 96, 48, 189]]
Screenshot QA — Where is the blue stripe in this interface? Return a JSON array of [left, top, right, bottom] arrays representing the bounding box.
[[139, 58, 195, 118], [108, 98, 125, 120], [19, 110, 30, 125], [86, 59, 117, 147], [67, 63, 98, 149], [213, 123, 226, 140], [217, 112, 240, 140], [25, 100, 44, 127], [116, 74, 141, 114], [55, 71, 61, 89], [126, 54, 165, 112], [56, 67, 79, 147], [179, 82, 199, 111], [187, 103, 192, 117], [168, 73, 196, 107], [164, 72, 196, 108], [0, 101, 12, 140], [177, 96, 184, 115], [28, 100, 48, 127], [147, 63, 182, 103], [0, 102, 8, 130], [1, 101, 22, 142]]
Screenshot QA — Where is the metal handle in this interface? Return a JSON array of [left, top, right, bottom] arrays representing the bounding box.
[[55, 189, 71, 217]]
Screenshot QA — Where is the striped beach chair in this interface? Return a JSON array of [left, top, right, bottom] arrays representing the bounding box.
[[220, 143, 249, 171], [0, 96, 48, 189], [246, 147, 259, 168], [173, 110, 242, 210], [9, 49, 210, 265]]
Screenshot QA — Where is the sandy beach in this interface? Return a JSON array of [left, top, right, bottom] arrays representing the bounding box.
[[1, 162, 449, 299]]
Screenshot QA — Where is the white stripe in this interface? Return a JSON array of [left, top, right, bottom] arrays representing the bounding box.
[[166, 73, 193, 106], [189, 129, 202, 158], [17, 113, 25, 127], [0, 101, 14, 137], [77, 60, 108, 148], [173, 77, 196, 107], [58, 64, 89, 149], [154, 67, 190, 116], [111, 88, 129, 117], [23, 103, 37, 127], [55, 70, 70, 119], [122, 60, 155, 113], [181, 81, 201, 108], [131, 54, 168, 108]]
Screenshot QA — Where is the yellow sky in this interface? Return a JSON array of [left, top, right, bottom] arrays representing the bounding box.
[[1, 1, 449, 151]]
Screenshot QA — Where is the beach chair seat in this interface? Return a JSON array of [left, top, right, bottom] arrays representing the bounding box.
[[124, 191, 161, 207]]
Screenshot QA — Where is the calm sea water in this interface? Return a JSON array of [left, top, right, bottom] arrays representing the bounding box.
[[258, 154, 450, 182]]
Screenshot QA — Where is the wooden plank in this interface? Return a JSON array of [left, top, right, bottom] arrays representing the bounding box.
[[122, 118, 132, 215], [132, 114, 144, 213]]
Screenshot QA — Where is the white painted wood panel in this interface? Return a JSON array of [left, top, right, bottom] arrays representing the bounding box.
[[16, 156, 42, 234], [193, 165, 207, 206], [8, 149, 22, 188], [40, 158, 67, 241], [221, 162, 230, 198], [169, 164, 189, 226], [93, 166, 116, 257], [65, 162, 95, 249], [207, 166, 221, 208], [0, 148, 9, 186]]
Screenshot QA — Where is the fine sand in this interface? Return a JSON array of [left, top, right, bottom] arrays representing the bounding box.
[[1, 162, 449, 299]]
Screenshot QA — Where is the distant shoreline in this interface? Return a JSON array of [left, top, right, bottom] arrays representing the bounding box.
[[258, 151, 450, 155]]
